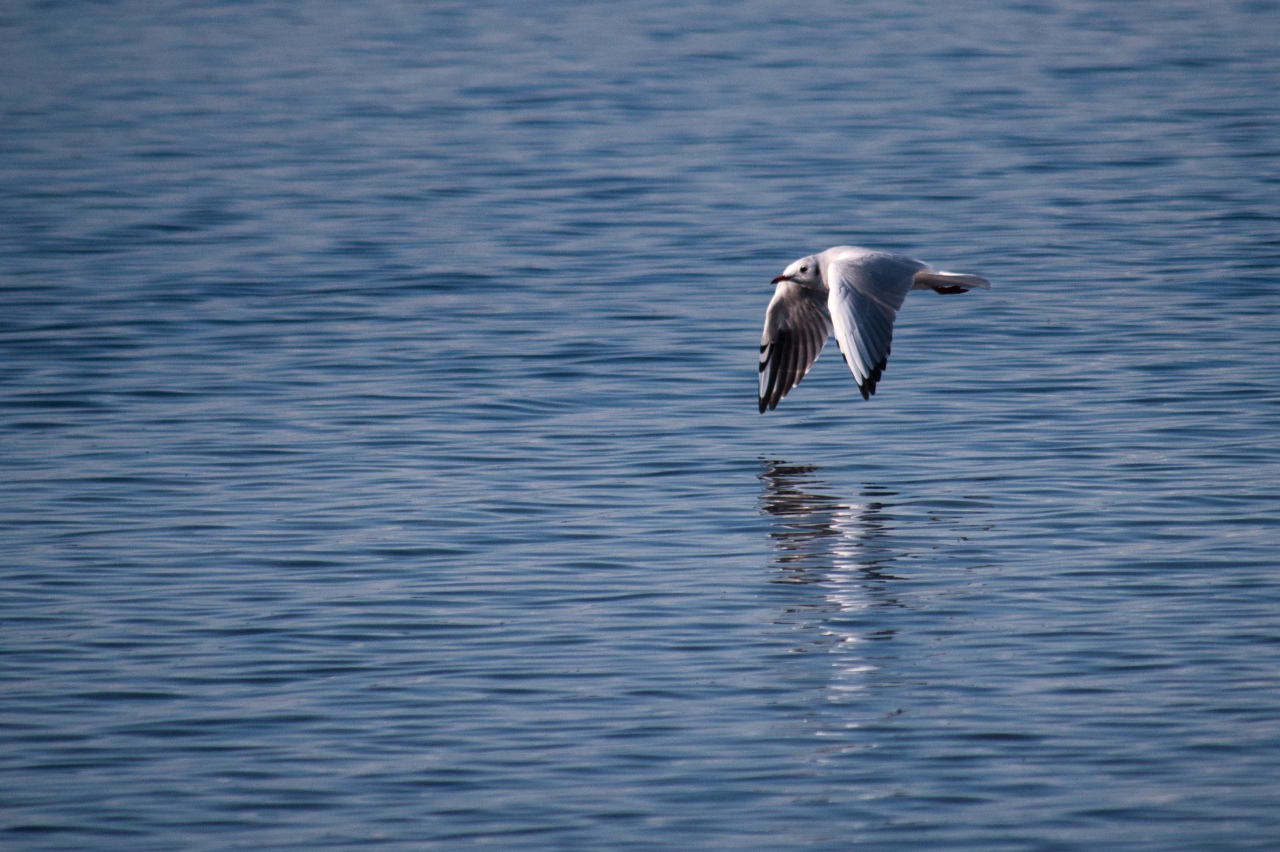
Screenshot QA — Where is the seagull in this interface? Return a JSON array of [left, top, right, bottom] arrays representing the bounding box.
[[759, 246, 990, 412]]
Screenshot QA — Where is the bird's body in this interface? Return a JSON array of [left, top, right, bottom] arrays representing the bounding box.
[[759, 246, 990, 412]]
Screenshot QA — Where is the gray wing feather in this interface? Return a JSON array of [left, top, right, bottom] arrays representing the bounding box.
[[825, 250, 922, 400], [759, 281, 832, 412]]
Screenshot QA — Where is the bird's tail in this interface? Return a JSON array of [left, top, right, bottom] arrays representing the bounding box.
[[913, 270, 991, 294]]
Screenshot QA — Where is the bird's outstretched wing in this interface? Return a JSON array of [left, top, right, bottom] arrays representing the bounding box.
[[759, 280, 832, 412], [825, 251, 922, 400]]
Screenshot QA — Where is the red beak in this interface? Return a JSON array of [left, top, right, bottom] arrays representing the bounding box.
[[771, 274, 789, 284]]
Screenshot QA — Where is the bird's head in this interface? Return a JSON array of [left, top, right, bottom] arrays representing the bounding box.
[[772, 255, 822, 288]]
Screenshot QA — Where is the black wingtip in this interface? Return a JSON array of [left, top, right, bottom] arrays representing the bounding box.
[[857, 356, 889, 401]]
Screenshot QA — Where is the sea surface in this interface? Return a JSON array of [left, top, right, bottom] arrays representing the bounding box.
[[3, 1, 1280, 849]]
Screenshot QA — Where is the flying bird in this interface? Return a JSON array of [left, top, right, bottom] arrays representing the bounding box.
[[759, 246, 990, 412]]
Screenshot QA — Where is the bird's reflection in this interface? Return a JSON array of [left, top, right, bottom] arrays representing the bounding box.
[[759, 459, 904, 693]]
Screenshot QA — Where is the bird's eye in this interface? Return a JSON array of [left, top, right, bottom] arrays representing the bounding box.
[[800, 266, 808, 273]]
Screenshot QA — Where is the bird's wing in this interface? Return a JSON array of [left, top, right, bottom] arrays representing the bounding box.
[[825, 251, 921, 400], [759, 280, 832, 412]]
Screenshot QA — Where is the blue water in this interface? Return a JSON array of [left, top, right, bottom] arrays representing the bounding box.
[[3, 1, 1280, 848]]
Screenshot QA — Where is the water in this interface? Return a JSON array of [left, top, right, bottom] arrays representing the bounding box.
[[3, 0, 1280, 848]]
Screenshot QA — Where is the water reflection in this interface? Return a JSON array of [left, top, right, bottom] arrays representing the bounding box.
[[758, 460, 904, 695]]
